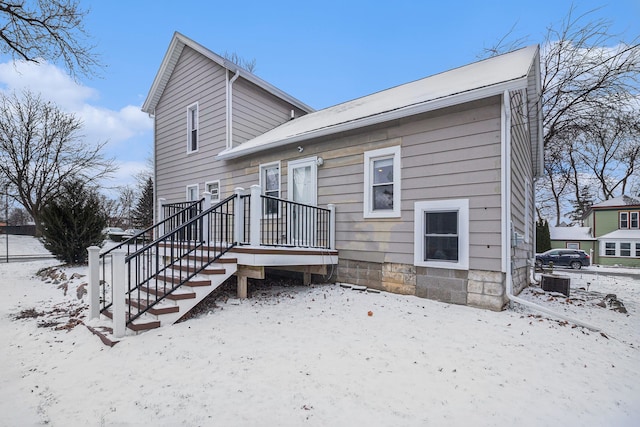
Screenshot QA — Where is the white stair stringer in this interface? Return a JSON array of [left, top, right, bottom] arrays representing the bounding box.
[[141, 261, 238, 327]]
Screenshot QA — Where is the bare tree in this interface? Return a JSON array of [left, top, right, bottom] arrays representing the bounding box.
[[0, 90, 115, 233], [483, 6, 640, 222], [0, 0, 100, 78], [223, 51, 257, 73]]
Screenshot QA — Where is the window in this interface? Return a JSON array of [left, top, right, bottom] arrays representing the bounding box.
[[619, 212, 629, 229], [364, 146, 401, 218], [205, 180, 220, 203], [631, 212, 639, 229], [620, 242, 631, 257], [566, 242, 579, 249], [414, 199, 469, 270], [186, 184, 199, 201], [260, 162, 280, 215], [635, 243, 640, 257], [187, 103, 199, 153], [604, 242, 616, 256]]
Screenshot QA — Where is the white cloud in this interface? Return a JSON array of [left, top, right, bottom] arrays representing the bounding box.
[[0, 59, 154, 196]]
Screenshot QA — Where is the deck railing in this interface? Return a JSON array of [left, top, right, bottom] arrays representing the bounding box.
[[87, 185, 335, 337]]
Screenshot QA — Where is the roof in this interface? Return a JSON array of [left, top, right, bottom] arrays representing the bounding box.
[[550, 226, 594, 241], [597, 229, 640, 240], [217, 45, 541, 160], [142, 32, 314, 115], [591, 195, 640, 209]]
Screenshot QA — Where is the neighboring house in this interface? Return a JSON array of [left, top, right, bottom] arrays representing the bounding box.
[[549, 226, 596, 256], [583, 195, 640, 267], [137, 32, 541, 314]]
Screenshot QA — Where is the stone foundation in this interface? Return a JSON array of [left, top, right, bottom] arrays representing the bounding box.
[[336, 259, 511, 311]]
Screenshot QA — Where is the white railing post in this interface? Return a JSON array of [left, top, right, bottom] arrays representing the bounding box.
[[249, 185, 262, 246], [234, 187, 245, 244], [112, 249, 127, 338], [328, 203, 336, 250], [202, 192, 211, 243], [87, 246, 101, 320], [157, 197, 166, 239]]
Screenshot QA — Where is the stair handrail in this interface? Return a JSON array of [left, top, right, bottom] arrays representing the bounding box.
[[121, 194, 237, 324]]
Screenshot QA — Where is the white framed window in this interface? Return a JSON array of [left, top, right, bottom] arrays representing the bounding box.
[[620, 242, 632, 257], [566, 242, 580, 249], [205, 180, 220, 203], [635, 243, 640, 257], [260, 161, 280, 216], [631, 212, 639, 229], [187, 102, 199, 153], [414, 199, 469, 270], [186, 184, 199, 202], [604, 242, 616, 256], [364, 146, 401, 218], [619, 212, 629, 229]]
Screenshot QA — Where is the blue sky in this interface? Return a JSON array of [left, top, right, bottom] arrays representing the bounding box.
[[1, 0, 638, 195]]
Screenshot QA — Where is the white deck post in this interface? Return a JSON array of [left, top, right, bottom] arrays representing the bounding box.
[[234, 187, 245, 244], [328, 203, 336, 250], [202, 192, 211, 243], [112, 249, 127, 338], [249, 185, 261, 246], [87, 246, 101, 320], [157, 197, 166, 239]]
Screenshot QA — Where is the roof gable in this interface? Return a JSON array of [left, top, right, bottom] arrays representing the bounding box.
[[217, 45, 541, 160], [142, 32, 314, 115], [591, 195, 640, 209]]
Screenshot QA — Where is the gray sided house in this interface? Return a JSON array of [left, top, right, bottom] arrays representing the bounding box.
[[142, 32, 542, 312]]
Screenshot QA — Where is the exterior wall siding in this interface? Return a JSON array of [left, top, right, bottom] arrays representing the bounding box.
[[153, 47, 539, 311], [154, 46, 309, 205]]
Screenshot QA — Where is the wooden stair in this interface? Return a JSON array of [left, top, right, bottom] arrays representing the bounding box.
[[103, 255, 238, 335]]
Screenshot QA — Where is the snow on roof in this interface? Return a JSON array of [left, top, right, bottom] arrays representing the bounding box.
[[592, 195, 640, 208], [598, 229, 640, 240], [550, 226, 594, 241], [217, 45, 540, 160]]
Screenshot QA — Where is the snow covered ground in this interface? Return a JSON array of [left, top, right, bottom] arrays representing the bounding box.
[[0, 237, 638, 426]]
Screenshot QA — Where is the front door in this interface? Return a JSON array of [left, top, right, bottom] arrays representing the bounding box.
[[288, 157, 318, 244]]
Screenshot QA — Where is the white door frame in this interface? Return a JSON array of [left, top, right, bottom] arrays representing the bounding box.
[[287, 157, 318, 245]]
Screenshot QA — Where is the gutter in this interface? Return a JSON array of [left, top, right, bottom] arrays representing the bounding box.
[[226, 69, 241, 149], [500, 90, 600, 332]]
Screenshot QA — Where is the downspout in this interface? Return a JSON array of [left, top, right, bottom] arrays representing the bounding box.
[[500, 90, 600, 332], [226, 69, 241, 149]]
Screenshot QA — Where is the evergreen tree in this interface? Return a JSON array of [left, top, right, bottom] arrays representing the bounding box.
[[536, 219, 552, 253], [40, 179, 106, 264], [132, 177, 154, 229]]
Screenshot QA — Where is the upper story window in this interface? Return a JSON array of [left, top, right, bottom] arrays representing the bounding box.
[[631, 212, 639, 229], [364, 146, 401, 218], [187, 103, 199, 153], [260, 162, 280, 216], [619, 212, 629, 229]]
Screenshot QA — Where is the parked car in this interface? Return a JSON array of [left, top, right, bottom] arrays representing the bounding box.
[[102, 227, 125, 242], [535, 249, 590, 269]]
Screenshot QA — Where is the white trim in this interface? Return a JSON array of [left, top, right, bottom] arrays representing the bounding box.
[[259, 161, 281, 217], [363, 145, 401, 218], [287, 157, 318, 206], [413, 199, 469, 270], [205, 180, 221, 203], [187, 102, 199, 154], [186, 184, 199, 201], [501, 90, 512, 273]]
